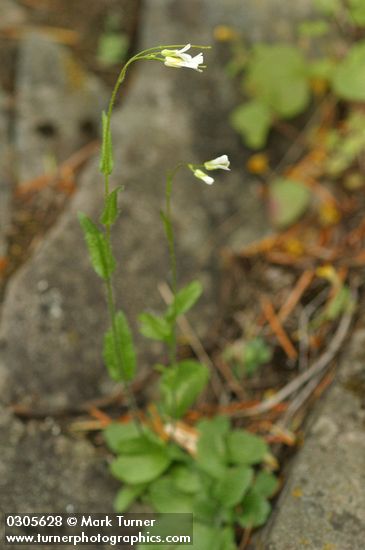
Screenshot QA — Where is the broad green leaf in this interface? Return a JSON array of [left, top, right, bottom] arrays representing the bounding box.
[[138, 522, 222, 550], [104, 422, 140, 453], [160, 360, 210, 418], [103, 311, 136, 381], [100, 186, 123, 226], [110, 439, 171, 484], [298, 20, 330, 37], [245, 45, 310, 118], [269, 178, 311, 228], [349, 0, 365, 25], [139, 313, 172, 342], [213, 465, 253, 507], [78, 212, 115, 279], [170, 464, 203, 494], [227, 430, 269, 465], [147, 477, 194, 513], [332, 41, 365, 101], [313, 0, 341, 15], [166, 281, 203, 320], [307, 58, 335, 80], [97, 32, 129, 66], [99, 111, 113, 176], [239, 489, 271, 528], [230, 100, 272, 149], [196, 417, 229, 478], [193, 494, 220, 523], [114, 484, 146, 512], [254, 470, 279, 498]]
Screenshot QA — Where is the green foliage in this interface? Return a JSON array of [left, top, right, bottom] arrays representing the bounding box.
[[78, 212, 115, 279], [99, 111, 113, 176], [225, 337, 272, 377], [100, 186, 123, 226], [269, 178, 311, 228], [139, 313, 172, 343], [229, 3, 365, 149], [227, 429, 269, 465], [103, 311, 136, 381], [98, 33, 129, 67], [230, 100, 272, 149], [159, 360, 210, 418], [245, 45, 310, 118], [166, 280, 203, 320], [332, 41, 365, 101], [107, 416, 277, 548]]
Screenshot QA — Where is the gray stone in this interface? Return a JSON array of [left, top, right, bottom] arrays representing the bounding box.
[[0, 406, 117, 549], [0, 0, 26, 30], [0, 88, 11, 258], [15, 32, 108, 182], [258, 328, 365, 550]]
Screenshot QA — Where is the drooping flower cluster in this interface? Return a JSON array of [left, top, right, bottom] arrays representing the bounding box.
[[189, 155, 230, 185], [161, 44, 204, 72]]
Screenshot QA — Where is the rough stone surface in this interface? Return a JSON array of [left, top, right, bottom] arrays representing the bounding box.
[[0, 407, 118, 549], [257, 327, 365, 550], [15, 32, 108, 182], [0, 88, 11, 258]]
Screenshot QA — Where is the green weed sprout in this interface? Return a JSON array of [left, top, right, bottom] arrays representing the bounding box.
[[79, 43, 278, 549]]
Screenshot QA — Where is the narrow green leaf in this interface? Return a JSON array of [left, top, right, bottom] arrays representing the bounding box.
[[114, 484, 146, 512], [227, 430, 269, 465], [99, 110, 114, 176], [139, 312, 172, 342], [160, 360, 209, 418], [103, 311, 136, 381], [100, 186, 123, 226], [166, 281, 203, 320], [78, 212, 115, 279], [213, 465, 253, 507]]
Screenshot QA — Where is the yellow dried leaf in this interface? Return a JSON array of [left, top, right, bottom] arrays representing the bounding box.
[[247, 153, 269, 174], [213, 25, 237, 42]]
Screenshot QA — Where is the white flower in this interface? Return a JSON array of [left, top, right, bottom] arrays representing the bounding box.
[[161, 44, 192, 60], [162, 44, 204, 72], [204, 154, 230, 171], [193, 169, 214, 185]]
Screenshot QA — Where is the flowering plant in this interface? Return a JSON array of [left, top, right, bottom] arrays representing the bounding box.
[[79, 44, 278, 549]]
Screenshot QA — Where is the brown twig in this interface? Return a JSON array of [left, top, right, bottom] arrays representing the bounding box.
[[261, 296, 298, 360]]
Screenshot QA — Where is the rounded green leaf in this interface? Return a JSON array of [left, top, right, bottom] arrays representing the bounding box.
[[239, 489, 272, 528], [110, 440, 171, 484], [160, 360, 210, 418], [171, 464, 203, 494], [269, 178, 311, 228], [230, 100, 272, 149], [114, 484, 146, 512], [196, 417, 229, 478], [254, 470, 279, 498], [147, 477, 194, 513], [245, 45, 310, 118], [213, 465, 254, 507], [332, 41, 365, 101], [139, 313, 172, 342], [227, 430, 269, 465], [104, 422, 140, 453]]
